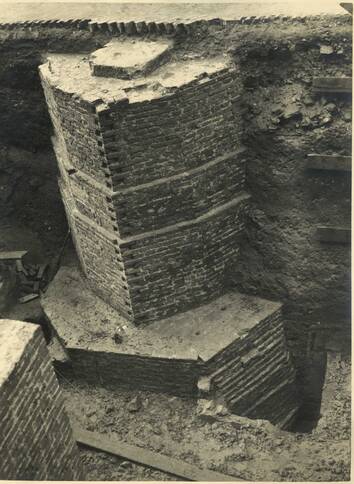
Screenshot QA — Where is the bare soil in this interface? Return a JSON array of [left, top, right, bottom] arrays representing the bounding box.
[[60, 351, 350, 481]]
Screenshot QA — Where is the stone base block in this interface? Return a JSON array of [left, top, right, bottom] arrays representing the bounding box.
[[41, 265, 299, 426]]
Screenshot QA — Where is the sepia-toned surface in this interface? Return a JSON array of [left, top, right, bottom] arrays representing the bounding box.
[[0, 320, 83, 480], [0, 4, 351, 481]]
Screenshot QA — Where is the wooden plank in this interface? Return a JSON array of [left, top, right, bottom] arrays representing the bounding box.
[[0, 250, 28, 260], [316, 226, 351, 244], [15, 259, 28, 274], [19, 293, 39, 304], [73, 426, 243, 481], [340, 3, 353, 15], [307, 154, 352, 172], [313, 77, 352, 94]]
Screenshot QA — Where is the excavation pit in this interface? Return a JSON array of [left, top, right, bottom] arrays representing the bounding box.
[[0, 9, 351, 482]]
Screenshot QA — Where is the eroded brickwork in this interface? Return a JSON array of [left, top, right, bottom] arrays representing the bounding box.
[[0, 319, 83, 480], [40, 51, 248, 324], [202, 307, 299, 427]]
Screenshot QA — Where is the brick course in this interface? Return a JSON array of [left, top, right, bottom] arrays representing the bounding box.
[[202, 308, 299, 427], [0, 319, 83, 480], [40, 52, 248, 324], [42, 269, 299, 427]]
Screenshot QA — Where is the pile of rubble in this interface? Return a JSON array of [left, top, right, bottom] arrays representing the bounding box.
[[0, 250, 49, 304], [16, 259, 49, 303]]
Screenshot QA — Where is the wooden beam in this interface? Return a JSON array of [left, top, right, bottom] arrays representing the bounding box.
[[316, 226, 351, 244], [73, 425, 243, 481], [313, 77, 352, 94], [307, 154, 352, 172], [0, 250, 28, 260], [340, 3, 353, 15]]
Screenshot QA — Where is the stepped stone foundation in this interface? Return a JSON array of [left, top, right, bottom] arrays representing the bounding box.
[[39, 39, 299, 428], [42, 266, 299, 428], [0, 319, 83, 480]]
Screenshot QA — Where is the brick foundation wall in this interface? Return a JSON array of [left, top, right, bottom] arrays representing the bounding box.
[[42, 82, 108, 183], [69, 347, 200, 397], [59, 180, 133, 319], [121, 194, 249, 323], [202, 308, 299, 428], [52, 291, 298, 426], [40, 56, 248, 324], [103, 69, 242, 188], [0, 319, 83, 480]]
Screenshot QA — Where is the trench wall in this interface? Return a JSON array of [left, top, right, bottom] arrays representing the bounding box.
[[227, 29, 351, 414], [0, 319, 83, 480]]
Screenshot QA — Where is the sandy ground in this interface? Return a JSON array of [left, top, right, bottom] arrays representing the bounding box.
[[59, 351, 350, 481]]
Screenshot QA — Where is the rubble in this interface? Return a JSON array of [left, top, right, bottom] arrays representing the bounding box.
[[16, 261, 49, 300], [320, 44, 334, 55], [127, 396, 142, 413]]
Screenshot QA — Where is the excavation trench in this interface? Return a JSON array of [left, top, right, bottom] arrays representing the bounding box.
[[0, 15, 351, 481]]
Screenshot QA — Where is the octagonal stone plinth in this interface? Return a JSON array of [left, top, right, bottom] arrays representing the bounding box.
[[89, 39, 173, 79]]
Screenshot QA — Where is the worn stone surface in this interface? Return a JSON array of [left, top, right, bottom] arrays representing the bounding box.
[[90, 39, 173, 79], [0, 319, 83, 480], [41, 53, 233, 105]]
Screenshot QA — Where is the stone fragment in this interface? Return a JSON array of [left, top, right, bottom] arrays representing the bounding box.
[[19, 293, 39, 304], [197, 399, 229, 421], [197, 376, 212, 394], [319, 114, 332, 126], [325, 102, 337, 112], [320, 45, 334, 55], [127, 395, 142, 413], [343, 110, 352, 121], [281, 104, 301, 120]]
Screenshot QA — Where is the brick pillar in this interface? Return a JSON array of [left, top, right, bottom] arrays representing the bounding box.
[[0, 319, 84, 480]]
